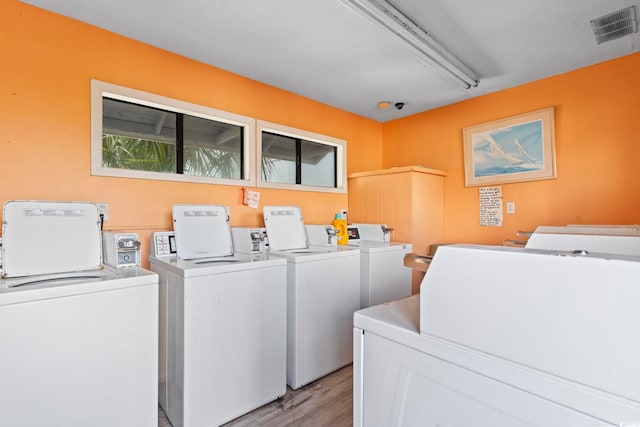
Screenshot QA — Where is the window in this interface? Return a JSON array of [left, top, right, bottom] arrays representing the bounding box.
[[92, 80, 254, 186], [257, 121, 346, 193]]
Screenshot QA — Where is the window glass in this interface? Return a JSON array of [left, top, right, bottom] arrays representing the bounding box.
[[261, 132, 296, 184], [257, 121, 346, 194], [92, 80, 254, 186], [183, 115, 243, 179], [102, 99, 177, 173], [301, 140, 336, 188]]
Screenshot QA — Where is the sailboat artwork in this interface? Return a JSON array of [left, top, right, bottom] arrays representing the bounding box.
[[471, 120, 544, 178], [463, 107, 556, 187]]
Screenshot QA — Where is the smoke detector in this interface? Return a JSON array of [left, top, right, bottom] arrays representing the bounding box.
[[591, 6, 637, 44]]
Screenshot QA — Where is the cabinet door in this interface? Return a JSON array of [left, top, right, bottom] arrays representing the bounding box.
[[348, 175, 380, 223], [390, 172, 412, 243], [410, 172, 445, 256]]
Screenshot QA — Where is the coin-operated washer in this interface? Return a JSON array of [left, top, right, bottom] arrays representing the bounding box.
[[262, 206, 360, 390], [353, 245, 640, 426], [149, 205, 287, 427], [0, 200, 158, 427], [347, 223, 412, 308]]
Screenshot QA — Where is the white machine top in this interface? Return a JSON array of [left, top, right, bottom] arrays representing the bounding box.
[[534, 225, 640, 236], [421, 244, 640, 406], [0, 265, 157, 306], [526, 225, 640, 256], [2, 200, 102, 277], [172, 205, 234, 259], [263, 206, 308, 250], [149, 251, 286, 277]]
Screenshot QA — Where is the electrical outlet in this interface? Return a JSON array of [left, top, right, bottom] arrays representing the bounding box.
[[506, 201, 515, 215], [97, 203, 109, 222]]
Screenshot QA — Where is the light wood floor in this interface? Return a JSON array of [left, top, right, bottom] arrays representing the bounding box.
[[158, 364, 353, 427]]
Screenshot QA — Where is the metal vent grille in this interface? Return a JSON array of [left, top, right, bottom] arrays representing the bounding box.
[[591, 6, 637, 44]]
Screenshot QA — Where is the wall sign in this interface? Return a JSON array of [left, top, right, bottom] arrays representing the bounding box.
[[479, 186, 503, 227]]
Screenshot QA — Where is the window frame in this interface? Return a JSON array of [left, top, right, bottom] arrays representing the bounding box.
[[256, 120, 347, 194], [91, 80, 255, 186]]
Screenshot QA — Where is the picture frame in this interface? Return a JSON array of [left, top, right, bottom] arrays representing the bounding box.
[[463, 107, 556, 187]]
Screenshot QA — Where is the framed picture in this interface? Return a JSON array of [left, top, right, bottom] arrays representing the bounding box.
[[463, 107, 556, 187]]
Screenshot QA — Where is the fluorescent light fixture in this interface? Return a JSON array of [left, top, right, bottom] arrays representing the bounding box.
[[340, 0, 479, 89]]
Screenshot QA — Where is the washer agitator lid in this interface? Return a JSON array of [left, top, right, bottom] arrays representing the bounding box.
[[2, 200, 102, 277], [262, 206, 308, 251], [172, 204, 234, 259]]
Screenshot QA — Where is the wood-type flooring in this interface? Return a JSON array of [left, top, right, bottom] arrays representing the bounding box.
[[158, 364, 353, 427]]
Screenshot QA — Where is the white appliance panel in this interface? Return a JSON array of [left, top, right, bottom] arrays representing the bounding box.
[[263, 205, 361, 389], [263, 206, 307, 250], [151, 257, 287, 427], [359, 332, 612, 427], [526, 225, 640, 255], [2, 200, 102, 276], [172, 205, 233, 258], [360, 242, 412, 308], [305, 224, 337, 246], [0, 278, 158, 426], [350, 223, 390, 243], [421, 244, 640, 403], [354, 295, 640, 426], [287, 254, 360, 389]]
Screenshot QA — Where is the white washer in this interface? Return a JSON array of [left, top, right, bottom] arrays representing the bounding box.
[[263, 206, 360, 390], [149, 205, 287, 427], [347, 223, 412, 308], [353, 245, 640, 426], [0, 200, 158, 427]]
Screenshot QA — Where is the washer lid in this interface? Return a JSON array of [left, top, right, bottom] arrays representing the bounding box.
[[263, 206, 308, 250], [2, 201, 102, 277], [172, 205, 234, 259]]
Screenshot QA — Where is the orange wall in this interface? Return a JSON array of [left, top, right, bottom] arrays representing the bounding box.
[[382, 53, 640, 246], [0, 0, 382, 266], [4, 0, 640, 262]]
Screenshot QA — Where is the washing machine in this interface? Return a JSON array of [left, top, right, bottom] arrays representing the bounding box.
[[149, 205, 287, 427], [353, 245, 640, 426], [0, 200, 158, 427], [347, 223, 412, 308], [525, 225, 640, 255], [263, 206, 360, 390]]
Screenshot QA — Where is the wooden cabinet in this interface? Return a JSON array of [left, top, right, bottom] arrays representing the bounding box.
[[348, 166, 447, 294]]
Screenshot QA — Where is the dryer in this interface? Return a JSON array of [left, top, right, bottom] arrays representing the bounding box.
[[348, 223, 412, 308], [263, 206, 360, 389], [353, 245, 640, 426], [149, 205, 287, 427], [0, 200, 158, 427]]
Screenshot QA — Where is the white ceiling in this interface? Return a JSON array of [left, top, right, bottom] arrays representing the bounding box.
[[20, 0, 640, 122]]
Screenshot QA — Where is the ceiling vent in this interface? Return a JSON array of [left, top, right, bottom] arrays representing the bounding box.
[[591, 6, 637, 44]]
